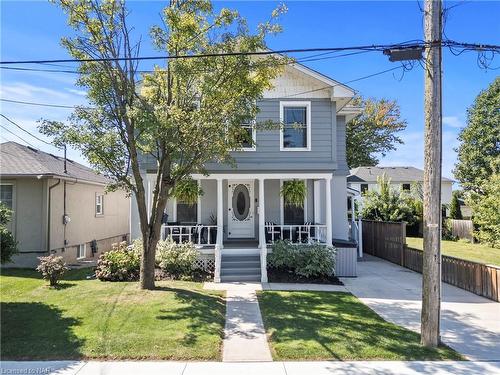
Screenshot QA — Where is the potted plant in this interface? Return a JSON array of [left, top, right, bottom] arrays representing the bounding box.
[[280, 179, 306, 207], [172, 178, 203, 205]]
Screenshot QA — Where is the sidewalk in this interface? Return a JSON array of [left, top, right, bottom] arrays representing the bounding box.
[[205, 282, 272, 362], [341, 255, 500, 361], [2, 360, 499, 375]]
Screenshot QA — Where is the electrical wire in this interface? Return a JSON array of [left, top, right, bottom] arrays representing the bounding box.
[[0, 124, 36, 148], [0, 114, 56, 146]]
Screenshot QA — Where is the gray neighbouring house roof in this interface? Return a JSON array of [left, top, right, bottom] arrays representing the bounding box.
[[347, 166, 453, 183], [0, 141, 111, 185]]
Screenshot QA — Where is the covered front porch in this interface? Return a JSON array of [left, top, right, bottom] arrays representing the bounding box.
[[156, 172, 348, 282]]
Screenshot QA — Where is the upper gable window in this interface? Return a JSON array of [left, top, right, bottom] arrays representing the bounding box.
[[280, 101, 311, 151]]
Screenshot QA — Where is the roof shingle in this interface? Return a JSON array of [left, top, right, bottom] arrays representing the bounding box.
[[0, 142, 110, 184]]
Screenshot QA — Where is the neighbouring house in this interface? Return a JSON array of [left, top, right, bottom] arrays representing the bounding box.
[[0, 142, 130, 268], [348, 166, 454, 206], [130, 63, 362, 282]]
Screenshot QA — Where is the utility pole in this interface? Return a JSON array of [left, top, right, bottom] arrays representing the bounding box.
[[421, 0, 443, 347]]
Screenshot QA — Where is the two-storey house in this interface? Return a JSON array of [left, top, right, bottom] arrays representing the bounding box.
[[130, 62, 361, 282]]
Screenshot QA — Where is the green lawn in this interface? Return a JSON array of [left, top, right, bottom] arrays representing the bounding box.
[[258, 291, 463, 361], [0, 268, 225, 360], [406, 237, 500, 266]]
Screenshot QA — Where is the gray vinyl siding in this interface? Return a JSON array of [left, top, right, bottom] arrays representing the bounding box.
[[206, 98, 337, 171], [139, 98, 346, 173]]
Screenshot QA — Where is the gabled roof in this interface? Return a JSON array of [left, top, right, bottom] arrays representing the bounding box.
[[0, 142, 111, 185], [348, 166, 453, 183]]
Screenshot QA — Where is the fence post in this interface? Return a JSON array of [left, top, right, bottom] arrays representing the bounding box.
[[401, 221, 407, 267], [358, 217, 363, 258]]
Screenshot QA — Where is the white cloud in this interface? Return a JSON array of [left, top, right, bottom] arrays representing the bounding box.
[[443, 115, 465, 129]]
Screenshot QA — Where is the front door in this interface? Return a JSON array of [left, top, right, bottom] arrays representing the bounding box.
[[227, 180, 255, 238]]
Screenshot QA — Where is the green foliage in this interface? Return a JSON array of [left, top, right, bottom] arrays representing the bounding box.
[[449, 191, 463, 220], [360, 174, 419, 224], [36, 255, 69, 286], [454, 77, 500, 193], [268, 240, 336, 278], [155, 237, 199, 278], [0, 203, 18, 264], [467, 173, 500, 248], [280, 180, 306, 207], [172, 178, 203, 205], [95, 241, 140, 281], [346, 97, 407, 168]]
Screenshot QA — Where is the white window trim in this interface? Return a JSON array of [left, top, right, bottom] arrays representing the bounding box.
[[77, 243, 86, 259], [95, 194, 104, 216], [0, 182, 16, 236], [280, 179, 308, 225], [240, 119, 257, 152], [280, 101, 312, 152]]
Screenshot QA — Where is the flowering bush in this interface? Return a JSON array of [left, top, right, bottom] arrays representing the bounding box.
[[36, 255, 68, 286], [95, 241, 140, 281], [268, 240, 336, 278], [156, 238, 198, 278]]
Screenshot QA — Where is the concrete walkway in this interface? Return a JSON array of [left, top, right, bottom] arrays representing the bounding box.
[[341, 255, 500, 361], [205, 282, 272, 362], [2, 360, 499, 375]]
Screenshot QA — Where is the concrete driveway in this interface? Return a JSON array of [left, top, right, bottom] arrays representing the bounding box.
[[341, 255, 500, 361]]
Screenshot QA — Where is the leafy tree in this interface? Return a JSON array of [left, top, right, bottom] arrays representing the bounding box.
[[467, 172, 500, 248], [454, 77, 500, 193], [0, 203, 18, 264], [449, 191, 463, 220], [360, 174, 418, 224], [346, 97, 407, 168], [41, 0, 286, 289]]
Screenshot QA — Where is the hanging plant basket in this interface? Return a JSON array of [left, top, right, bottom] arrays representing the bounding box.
[[280, 179, 306, 207], [173, 178, 203, 205]]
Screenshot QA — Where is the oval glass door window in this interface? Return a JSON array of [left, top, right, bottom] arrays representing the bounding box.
[[232, 184, 250, 221]]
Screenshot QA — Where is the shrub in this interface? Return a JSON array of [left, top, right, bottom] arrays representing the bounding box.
[[95, 241, 140, 281], [0, 203, 18, 264], [36, 255, 68, 286], [156, 238, 198, 278], [268, 240, 336, 278]]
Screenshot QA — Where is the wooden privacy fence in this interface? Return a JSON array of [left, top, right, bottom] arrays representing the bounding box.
[[450, 219, 474, 242], [362, 220, 500, 302]]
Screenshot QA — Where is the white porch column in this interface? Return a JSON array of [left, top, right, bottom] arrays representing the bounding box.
[[258, 178, 268, 283], [325, 176, 333, 246], [214, 178, 223, 283]]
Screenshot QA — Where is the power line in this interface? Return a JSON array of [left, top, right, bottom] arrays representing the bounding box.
[[0, 43, 427, 65], [0, 50, 374, 75], [0, 98, 81, 109], [0, 113, 56, 147], [0, 124, 36, 148]]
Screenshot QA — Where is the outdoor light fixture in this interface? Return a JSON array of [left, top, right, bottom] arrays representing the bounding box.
[[383, 47, 424, 62]]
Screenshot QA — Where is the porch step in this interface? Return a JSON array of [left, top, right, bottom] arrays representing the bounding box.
[[220, 254, 261, 282], [221, 267, 261, 276], [222, 255, 260, 262], [222, 261, 261, 269], [221, 274, 261, 282]]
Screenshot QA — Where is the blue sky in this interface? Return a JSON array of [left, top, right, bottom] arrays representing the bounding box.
[[1, 1, 499, 180]]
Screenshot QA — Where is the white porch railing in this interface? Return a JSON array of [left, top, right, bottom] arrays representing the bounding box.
[[264, 224, 328, 244], [161, 225, 218, 247]]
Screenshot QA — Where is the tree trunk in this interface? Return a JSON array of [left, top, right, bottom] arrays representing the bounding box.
[[140, 233, 158, 290], [421, 0, 443, 348]]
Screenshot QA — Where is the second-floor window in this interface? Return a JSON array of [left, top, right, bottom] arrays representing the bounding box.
[[360, 184, 369, 194], [280, 101, 311, 151], [402, 183, 411, 191], [95, 194, 104, 215], [239, 118, 256, 151]]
